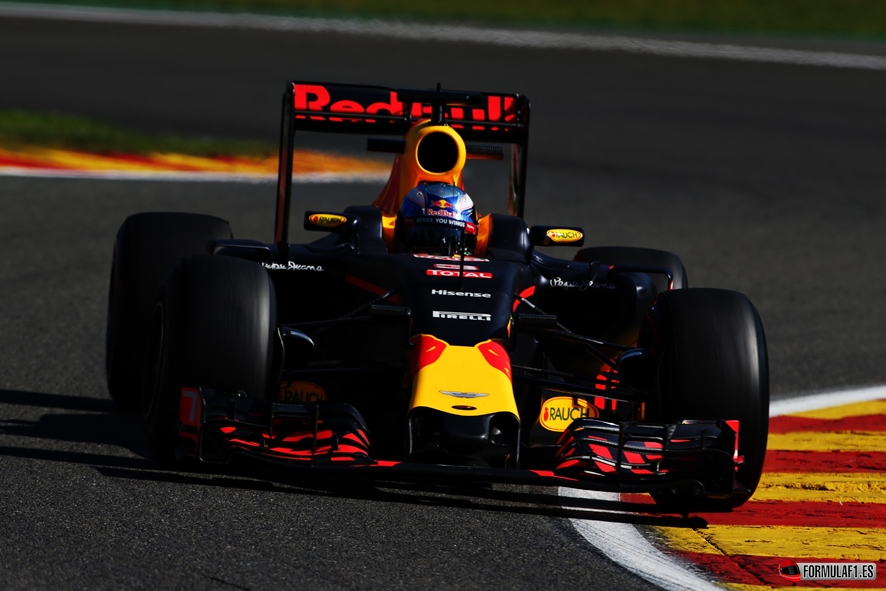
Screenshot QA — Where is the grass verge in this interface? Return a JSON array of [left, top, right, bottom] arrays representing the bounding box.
[[0, 110, 276, 157], [8, 0, 886, 38]]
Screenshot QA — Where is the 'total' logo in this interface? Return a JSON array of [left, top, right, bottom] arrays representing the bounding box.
[[426, 269, 492, 279]]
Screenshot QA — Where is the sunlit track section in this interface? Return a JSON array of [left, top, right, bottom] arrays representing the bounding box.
[[3, 2, 886, 71], [644, 393, 886, 589], [564, 385, 886, 591], [561, 487, 724, 591], [0, 146, 389, 183]]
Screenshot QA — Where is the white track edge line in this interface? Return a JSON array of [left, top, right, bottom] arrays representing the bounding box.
[[770, 385, 886, 417], [2, 2, 886, 70], [560, 384, 886, 591], [561, 487, 723, 591]]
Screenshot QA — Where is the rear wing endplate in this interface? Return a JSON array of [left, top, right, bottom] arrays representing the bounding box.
[[274, 81, 531, 243]]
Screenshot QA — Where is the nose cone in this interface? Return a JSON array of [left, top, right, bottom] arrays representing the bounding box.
[[410, 407, 520, 468]]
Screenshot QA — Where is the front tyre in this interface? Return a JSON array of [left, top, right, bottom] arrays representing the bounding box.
[[106, 212, 232, 411], [142, 255, 276, 464], [642, 288, 769, 509]]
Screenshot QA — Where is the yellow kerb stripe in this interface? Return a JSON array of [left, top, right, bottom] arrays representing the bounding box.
[[0, 147, 389, 175], [768, 431, 886, 452], [147, 152, 275, 173], [754, 472, 886, 504], [21, 148, 164, 171], [656, 525, 886, 560], [789, 399, 886, 420]]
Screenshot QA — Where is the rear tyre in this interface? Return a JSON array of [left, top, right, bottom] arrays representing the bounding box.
[[142, 255, 276, 464], [106, 212, 232, 411], [641, 288, 769, 510], [574, 246, 688, 292]]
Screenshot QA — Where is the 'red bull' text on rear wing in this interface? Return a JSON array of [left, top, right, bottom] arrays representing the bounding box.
[[274, 81, 531, 244]]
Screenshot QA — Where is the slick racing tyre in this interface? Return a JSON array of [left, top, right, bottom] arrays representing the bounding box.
[[106, 212, 232, 412], [574, 246, 688, 293], [142, 255, 276, 464], [641, 288, 769, 509]]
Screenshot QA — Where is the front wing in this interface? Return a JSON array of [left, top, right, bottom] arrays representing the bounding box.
[[177, 387, 746, 498]]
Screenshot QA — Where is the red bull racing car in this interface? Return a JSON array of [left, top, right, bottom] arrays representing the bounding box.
[[105, 82, 769, 509]]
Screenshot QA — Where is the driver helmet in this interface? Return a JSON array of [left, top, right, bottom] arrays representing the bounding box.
[[397, 182, 477, 256]]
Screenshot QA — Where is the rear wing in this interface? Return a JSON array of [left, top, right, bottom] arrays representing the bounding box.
[[274, 81, 531, 244]]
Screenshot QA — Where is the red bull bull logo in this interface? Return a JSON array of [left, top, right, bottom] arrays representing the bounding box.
[[430, 199, 454, 210]]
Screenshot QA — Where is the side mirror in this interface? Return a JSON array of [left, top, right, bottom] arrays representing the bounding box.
[[304, 211, 360, 234], [279, 327, 314, 369], [616, 348, 656, 392], [528, 226, 585, 247], [208, 239, 273, 262]]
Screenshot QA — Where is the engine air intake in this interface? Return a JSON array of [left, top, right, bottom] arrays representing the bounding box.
[[417, 131, 460, 173]]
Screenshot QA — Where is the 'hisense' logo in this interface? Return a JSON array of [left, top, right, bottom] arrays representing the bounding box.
[[431, 289, 491, 298]]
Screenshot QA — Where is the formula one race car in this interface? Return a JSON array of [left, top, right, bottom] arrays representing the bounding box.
[[105, 82, 769, 510]]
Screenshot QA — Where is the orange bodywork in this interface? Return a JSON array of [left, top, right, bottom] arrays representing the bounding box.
[[372, 120, 467, 215], [373, 120, 492, 254]]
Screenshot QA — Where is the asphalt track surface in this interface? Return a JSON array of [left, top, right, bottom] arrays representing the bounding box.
[[1, 13, 886, 591]]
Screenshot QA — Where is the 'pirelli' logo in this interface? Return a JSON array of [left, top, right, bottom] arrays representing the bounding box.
[[432, 310, 491, 322]]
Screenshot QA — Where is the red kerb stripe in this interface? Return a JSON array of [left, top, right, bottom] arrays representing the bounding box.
[[770, 414, 886, 434], [0, 155, 72, 169], [619, 494, 886, 527], [764, 450, 886, 472], [666, 551, 886, 588], [696, 501, 886, 527]]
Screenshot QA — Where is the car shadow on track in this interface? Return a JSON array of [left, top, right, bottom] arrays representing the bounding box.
[[0, 387, 155, 469], [0, 388, 118, 412], [93, 464, 708, 528], [0, 388, 708, 528]]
